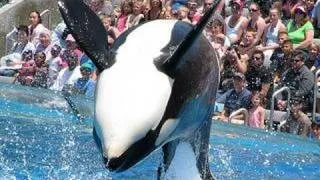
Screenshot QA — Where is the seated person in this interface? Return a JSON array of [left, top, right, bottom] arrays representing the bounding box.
[[73, 63, 96, 97], [311, 122, 320, 139], [17, 51, 36, 85], [35, 30, 53, 61], [47, 44, 62, 87], [214, 72, 251, 120], [177, 6, 191, 23], [276, 50, 315, 112], [246, 2, 266, 48], [280, 96, 312, 137], [238, 29, 257, 59], [219, 44, 248, 94], [206, 14, 230, 58], [50, 53, 81, 91], [307, 43, 320, 72], [225, 0, 248, 44], [258, 7, 286, 67], [270, 39, 294, 83], [287, 6, 314, 50], [126, 0, 145, 28], [245, 50, 273, 98], [30, 52, 48, 88], [0, 25, 35, 76]]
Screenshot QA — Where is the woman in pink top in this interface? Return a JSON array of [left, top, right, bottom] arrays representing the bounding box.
[[248, 92, 265, 129], [116, 1, 133, 33]]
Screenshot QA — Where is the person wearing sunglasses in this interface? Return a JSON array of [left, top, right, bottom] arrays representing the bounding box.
[[247, 2, 265, 46], [287, 6, 314, 50], [276, 50, 314, 112], [245, 50, 273, 99], [225, 0, 248, 44]]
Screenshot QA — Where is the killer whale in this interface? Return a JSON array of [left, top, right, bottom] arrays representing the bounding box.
[[58, 0, 220, 179]]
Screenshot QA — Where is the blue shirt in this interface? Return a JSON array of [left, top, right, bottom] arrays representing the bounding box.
[[216, 88, 251, 114], [74, 78, 96, 97]]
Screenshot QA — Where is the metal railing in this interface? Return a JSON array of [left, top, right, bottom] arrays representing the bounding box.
[[269, 86, 291, 130], [312, 69, 320, 122], [228, 108, 249, 125], [40, 9, 51, 30]]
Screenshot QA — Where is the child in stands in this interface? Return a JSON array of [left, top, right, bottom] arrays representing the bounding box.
[[248, 91, 265, 129]]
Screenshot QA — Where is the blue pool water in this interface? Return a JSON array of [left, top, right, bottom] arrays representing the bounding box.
[[0, 83, 319, 179]]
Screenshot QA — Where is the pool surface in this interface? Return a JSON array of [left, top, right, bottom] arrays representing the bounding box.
[[0, 83, 319, 179]]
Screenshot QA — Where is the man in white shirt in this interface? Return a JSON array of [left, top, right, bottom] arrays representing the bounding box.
[[50, 53, 81, 91]]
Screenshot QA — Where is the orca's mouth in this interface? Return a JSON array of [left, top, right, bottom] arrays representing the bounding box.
[[103, 130, 158, 172], [105, 157, 124, 172]]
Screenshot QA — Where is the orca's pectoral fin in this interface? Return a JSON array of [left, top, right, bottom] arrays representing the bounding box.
[[191, 119, 215, 180], [157, 0, 221, 77], [57, 0, 110, 72]]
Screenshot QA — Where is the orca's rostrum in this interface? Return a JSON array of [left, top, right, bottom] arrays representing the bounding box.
[[58, 0, 220, 179]]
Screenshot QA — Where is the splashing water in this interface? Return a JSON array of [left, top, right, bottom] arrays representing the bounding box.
[[0, 83, 319, 179]]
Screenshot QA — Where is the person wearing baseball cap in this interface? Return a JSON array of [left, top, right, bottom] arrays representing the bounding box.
[[215, 71, 251, 119], [276, 49, 314, 112], [225, 0, 248, 44]]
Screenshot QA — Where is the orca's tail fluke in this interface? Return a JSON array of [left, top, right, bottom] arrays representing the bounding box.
[[57, 0, 110, 72]]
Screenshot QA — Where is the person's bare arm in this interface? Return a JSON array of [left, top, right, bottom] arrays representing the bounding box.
[[261, 83, 270, 98], [252, 19, 266, 46], [295, 30, 314, 49], [230, 18, 248, 44]]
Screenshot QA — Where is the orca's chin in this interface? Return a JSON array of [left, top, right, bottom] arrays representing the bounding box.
[[104, 157, 134, 172]]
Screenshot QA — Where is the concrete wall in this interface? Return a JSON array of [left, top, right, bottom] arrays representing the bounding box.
[[0, 0, 61, 56]]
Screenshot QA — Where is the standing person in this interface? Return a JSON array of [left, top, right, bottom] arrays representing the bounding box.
[[225, 0, 248, 44], [248, 91, 265, 129], [28, 11, 49, 46], [281, 97, 312, 137]]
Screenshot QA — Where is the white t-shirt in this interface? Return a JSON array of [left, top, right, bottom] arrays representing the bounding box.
[[50, 65, 81, 91]]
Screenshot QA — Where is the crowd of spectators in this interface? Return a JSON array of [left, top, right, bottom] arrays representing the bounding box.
[[0, 0, 320, 139]]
